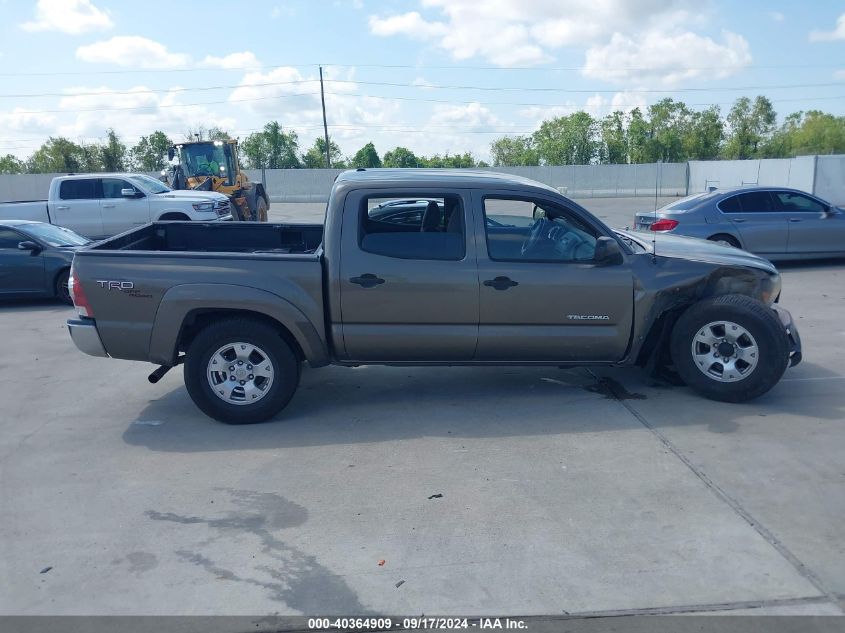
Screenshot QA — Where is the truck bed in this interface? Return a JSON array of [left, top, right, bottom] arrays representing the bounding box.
[[89, 221, 324, 254]]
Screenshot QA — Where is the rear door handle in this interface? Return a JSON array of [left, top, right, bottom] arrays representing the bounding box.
[[789, 218, 802, 223], [55, 205, 69, 210], [102, 204, 115, 209], [483, 276, 519, 291], [732, 218, 746, 223], [349, 273, 385, 288]]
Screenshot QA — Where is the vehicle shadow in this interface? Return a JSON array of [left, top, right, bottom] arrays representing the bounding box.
[[123, 361, 845, 453]]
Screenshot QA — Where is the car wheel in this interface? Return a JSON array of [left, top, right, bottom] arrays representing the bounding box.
[[256, 196, 268, 222], [707, 234, 741, 249], [184, 318, 300, 424], [670, 294, 789, 402], [55, 269, 72, 305]]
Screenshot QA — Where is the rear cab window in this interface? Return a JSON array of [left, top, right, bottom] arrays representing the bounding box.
[[359, 194, 465, 261], [59, 179, 100, 200]]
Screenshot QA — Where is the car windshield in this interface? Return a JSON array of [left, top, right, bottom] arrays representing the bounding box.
[[129, 174, 171, 194], [22, 223, 89, 247], [659, 192, 717, 211]]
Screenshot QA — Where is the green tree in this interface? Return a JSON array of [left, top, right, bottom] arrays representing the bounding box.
[[301, 137, 344, 168], [130, 131, 173, 172], [787, 110, 845, 155], [490, 136, 539, 166], [626, 108, 651, 164], [26, 137, 86, 173], [241, 122, 300, 169], [684, 106, 723, 160], [646, 98, 691, 163], [723, 96, 777, 159], [0, 154, 25, 174], [382, 146, 420, 168], [420, 152, 478, 168], [532, 112, 597, 165], [100, 129, 127, 172], [599, 112, 627, 164], [351, 142, 382, 168]]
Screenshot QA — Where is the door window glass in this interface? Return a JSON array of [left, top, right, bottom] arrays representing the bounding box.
[[772, 191, 827, 213], [0, 228, 23, 248], [58, 179, 99, 200], [483, 197, 597, 262], [736, 191, 776, 212], [102, 178, 135, 199], [718, 195, 742, 213], [359, 195, 465, 260]]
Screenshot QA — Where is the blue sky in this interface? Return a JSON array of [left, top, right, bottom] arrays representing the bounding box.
[[1, 0, 844, 162]]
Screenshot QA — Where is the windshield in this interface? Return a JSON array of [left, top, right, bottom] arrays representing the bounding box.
[[23, 223, 89, 247], [659, 192, 718, 211], [129, 174, 171, 194], [179, 143, 229, 180]]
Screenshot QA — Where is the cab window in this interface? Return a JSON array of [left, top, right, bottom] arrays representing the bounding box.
[[59, 179, 99, 200], [482, 197, 597, 262], [359, 195, 465, 261]]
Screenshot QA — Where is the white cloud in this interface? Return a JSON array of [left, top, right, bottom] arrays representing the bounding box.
[[0, 108, 57, 132], [20, 0, 112, 34], [810, 13, 845, 41], [834, 69, 845, 80], [429, 102, 503, 131], [368, 11, 448, 39], [769, 11, 785, 22], [583, 30, 751, 87], [76, 36, 190, 68], [368, 0, 701, 67], [200, 51, 261, 69]]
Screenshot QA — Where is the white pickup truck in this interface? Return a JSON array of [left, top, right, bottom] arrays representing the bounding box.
[[0, 173, 232, 240]]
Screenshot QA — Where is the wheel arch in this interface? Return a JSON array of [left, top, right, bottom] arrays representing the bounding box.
[[707, 232, 744, 249], [148, 284, 330, 367], [157, 211, 191, 221]]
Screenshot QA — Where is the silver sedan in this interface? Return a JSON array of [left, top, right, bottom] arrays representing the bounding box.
[[634, 187, 845, 260]]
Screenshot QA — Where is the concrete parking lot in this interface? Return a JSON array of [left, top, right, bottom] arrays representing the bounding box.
[[1, 198, 843, 617]]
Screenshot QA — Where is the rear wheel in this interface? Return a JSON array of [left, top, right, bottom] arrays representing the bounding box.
[[707, 234, 741, 248], [55, 269, 72, 305], [670, 294, 789, 402], [184, 318, 300, 424], [255, 196, 268, 222]]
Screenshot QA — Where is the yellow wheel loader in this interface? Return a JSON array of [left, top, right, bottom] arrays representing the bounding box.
[[165, 139, 269, 222]]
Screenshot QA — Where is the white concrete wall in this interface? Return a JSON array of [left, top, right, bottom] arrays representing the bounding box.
[[814, 155, 845, 205], [688, 157, 817, 194]]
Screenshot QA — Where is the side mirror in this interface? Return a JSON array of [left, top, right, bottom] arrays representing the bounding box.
[[18, 240, 41, 253], [593, 236, 623, 266], [532, 205, 545, 220], [167, 147, 175, 161], [121, 188, 138, 197]]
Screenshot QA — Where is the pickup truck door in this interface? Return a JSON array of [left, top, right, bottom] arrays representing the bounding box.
[[474, 193, 634, 362], [338, 189, 479, 361], [51, 178, 105, 239], [0, 227, 44, 294], [100, 178, 151, 235]]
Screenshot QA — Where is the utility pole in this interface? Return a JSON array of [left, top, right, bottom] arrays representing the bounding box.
[[319, 65, 331, 168]]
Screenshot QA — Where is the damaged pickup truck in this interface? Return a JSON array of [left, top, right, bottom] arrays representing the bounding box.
[[66, 169, 802, 424]]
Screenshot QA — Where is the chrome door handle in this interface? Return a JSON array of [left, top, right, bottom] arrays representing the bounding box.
[[55, 205, 69, 210], [102, 204, 115, 208]]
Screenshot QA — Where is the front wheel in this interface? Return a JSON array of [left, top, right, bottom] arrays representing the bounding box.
[[670, 294, 789, 402], [184, 318, 300, 424], [255, 196, 268, 222]]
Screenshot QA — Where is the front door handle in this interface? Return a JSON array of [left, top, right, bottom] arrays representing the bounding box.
[[102, 204, 115, 209], [483, 276, 519, 291], [732, 218, 746, 223], [789, 218, 802, 223], [55, 205, 69, 210], [349, 273, 385, 288]]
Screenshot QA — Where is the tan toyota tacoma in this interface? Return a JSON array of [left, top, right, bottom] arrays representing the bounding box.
[[67, 169, 801, 424]]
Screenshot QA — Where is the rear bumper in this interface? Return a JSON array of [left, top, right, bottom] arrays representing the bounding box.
[[772, 305, 802, 367], [67, 318, 109, 358]]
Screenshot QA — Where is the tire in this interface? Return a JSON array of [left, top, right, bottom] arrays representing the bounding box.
[[670, 294, 789, 403], [184, 318, 300, 424], [255, 196, 268, 222], [707, 234, 741, 249], [55, 269, 72, 305]]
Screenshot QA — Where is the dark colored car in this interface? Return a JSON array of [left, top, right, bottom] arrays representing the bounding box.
[[0, 220, 90, 304], [634, 187, 845, 260]]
